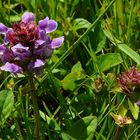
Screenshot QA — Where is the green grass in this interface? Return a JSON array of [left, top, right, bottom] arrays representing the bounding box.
[[0, 0, 140, 139]]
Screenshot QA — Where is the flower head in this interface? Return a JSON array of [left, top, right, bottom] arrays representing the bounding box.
[[110, 113, 132, 127], [0, 12, 64, 75], [118, 67, 140, 94]]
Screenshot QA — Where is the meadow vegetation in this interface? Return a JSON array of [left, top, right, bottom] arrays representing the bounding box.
[[0, 0, 140, 139]]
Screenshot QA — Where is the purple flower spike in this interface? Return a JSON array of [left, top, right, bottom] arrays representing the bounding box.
[[0, 62, 23, 74], [22, 12, 34, 23], [51, 36, 64, 48], [11, 43, 31, 61], [39, 17, 57, 33], [0, 23, 8, 34], [137, 100, 140, 107], [118, 67, 140, 94], [0, 11, 64, 76]]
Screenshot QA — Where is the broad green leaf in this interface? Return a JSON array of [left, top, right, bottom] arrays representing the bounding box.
[[97, 53, 123, 71], [73, 18, 94, 32], [118, 105, 128, 117], [118, 43, 140, 65], [0, 90, 14, 125], [62, 72, 77, 91], [62, 62, 86, 91], [128, 99, 139, 120], [71, 61, 81, 73], [67, 116, 97, 140]]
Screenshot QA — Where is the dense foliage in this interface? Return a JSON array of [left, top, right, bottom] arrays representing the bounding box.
[[0, 0, 140, 139]]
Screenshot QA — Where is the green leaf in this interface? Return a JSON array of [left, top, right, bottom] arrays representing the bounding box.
[[62, 62, 86, 91], [102, 27, 121, 44], [73, 18, 94, 32], [71, 93, 93, 114], [0, 90, 14, 125], [118, 43, 140, 65], [62, 72, 77, 91], [128, 99, 139, 120], [61, 132, 76, 140], [39, 111, 61, 131], [9, 15, 21, 22], [103, 27, 140, 65], [95, 36, 106, 54], [67, 116, 97, 140], [97, 53, 123, 71], [71, 61, 81, 73]]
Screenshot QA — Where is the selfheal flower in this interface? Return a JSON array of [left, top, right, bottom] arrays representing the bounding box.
[[118, 67, 140, 94], [0, 12, 64, 75]]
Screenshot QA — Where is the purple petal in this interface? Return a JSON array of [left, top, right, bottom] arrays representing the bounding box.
[[39, 17, 49, 30], [39, 17, 57, 33], [51, 36, 64, 48], [0, 44, 6, 58], [28, 59, 45, 75], [12, 43, 29, 51], [34, 42, 53, 58], [22, 12, 34, 23], [28, 59, 45, 69], [39, 30, 46, 40], [4, 28, 13, 44], [38, 30, 52, 44], [1, 48, 14, 63], [45, 20, 57, 33], [11, 43, 31, 61], [0, 62, 23, 74], [0, 23, 8, 34], [137, 100, 140, 107], [34, 47, 53, 59], [36, 40, 46, 46]]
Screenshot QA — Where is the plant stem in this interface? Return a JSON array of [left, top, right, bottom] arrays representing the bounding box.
[[15, 119, 24, 140], [29, 76, 40, 140], [114, 126, 122, 140]]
